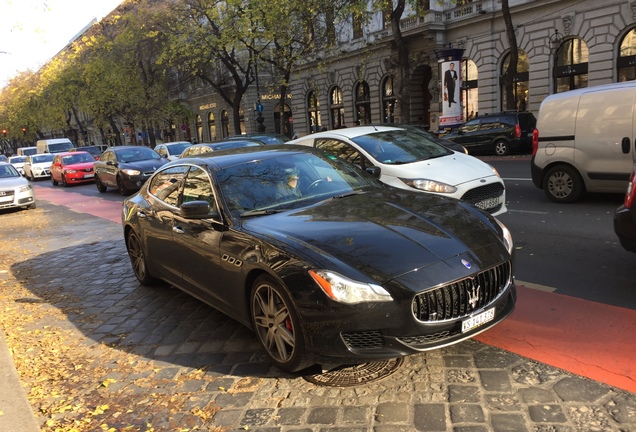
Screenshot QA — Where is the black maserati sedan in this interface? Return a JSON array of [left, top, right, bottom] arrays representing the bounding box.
[[122, 145, 516, 372]]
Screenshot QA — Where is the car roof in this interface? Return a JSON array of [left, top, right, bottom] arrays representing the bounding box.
[[176, 144, 320, 170], [288, 125, 405, 142]]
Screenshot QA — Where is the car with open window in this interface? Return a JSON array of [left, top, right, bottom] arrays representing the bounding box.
[[121, 145, 516, 372]]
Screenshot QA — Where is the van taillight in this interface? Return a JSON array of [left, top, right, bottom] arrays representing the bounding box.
[[625, 170, 636, 209], [531, 129, 539, 156], [515, 124, 521, 138]]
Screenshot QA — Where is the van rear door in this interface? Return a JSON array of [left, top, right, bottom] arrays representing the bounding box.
[[576, 87, 635, 191]]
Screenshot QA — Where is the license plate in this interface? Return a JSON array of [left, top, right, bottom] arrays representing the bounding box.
[[0, 196, 12, 203], [475, 197, 500, 210], [84, 174, 95, 178], [462, 308, 495, 333]]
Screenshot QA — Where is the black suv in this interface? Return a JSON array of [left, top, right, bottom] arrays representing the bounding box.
[[444, 111, 537, 156]]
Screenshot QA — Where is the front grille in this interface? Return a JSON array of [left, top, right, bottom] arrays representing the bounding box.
[[412, 261, 511, 322], [0, 190, 16, 199], [341, 330, 384, 350], [461, 183, 504, 204]]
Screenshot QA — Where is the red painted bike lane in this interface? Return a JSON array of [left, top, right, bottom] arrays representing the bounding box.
[[32, 184, 636, 393]]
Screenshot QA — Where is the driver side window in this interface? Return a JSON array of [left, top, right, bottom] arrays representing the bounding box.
[[149, 166, 188, 207], [315, 138, 373, 170], [182, 167, 216, 211]]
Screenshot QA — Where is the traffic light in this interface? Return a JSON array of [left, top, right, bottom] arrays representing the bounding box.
[[22, 127, 26, 135], [2, 129, 6, 137]]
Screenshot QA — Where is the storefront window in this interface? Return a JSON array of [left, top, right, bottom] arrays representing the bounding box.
[[461, 59, 478, 119], [208, 113, 216, 141], [501, 50, 529, 111], [195, 114, 202, 143], [382, 76, 396, 123], [355, 81, 372, 125], [307, 91, 322, 133], [221, 110, 230, 138], [329, 86, 346, 129], [554, 38, 588, 93], [618, 28, 636, 82]]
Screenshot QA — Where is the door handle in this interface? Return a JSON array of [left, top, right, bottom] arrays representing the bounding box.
[[137, 211, 148, 218], [173, 226, 185, 234], [623, 137, 630, 153]]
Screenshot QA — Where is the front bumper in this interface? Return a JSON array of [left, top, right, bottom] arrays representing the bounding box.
[[120, 173, 152, 191], [614, 205, 636, 252], [0, 187, 36, 209]]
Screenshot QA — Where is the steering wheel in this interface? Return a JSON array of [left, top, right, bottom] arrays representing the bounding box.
[[304, 178, 327, 193]]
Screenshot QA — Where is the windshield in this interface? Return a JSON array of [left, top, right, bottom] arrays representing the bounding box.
[[216, 151, 382, 217], [49, 142, 74, 153], [9, 157, 26, 163], [0, 164, 20, 178], [351, 129, 451, 164], [32, 154, 54, 163], [167, 143, 191, 155], [116, 147, 161, 163], [63, 153, 95, 165]]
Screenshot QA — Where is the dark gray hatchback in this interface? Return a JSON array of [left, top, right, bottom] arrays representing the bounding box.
[[444, 112, 537, 156]]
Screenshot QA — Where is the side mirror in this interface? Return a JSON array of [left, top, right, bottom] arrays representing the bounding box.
[[180, 200, 218, 219], [366, 166, 381, 178]]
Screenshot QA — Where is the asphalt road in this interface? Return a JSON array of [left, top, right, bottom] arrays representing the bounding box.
[[487, 156, 636, 310]]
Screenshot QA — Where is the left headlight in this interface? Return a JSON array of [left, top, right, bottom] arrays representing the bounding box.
[[309, 270, 393, 304], [495, 218, 514, 254], [122, 169, 141, 176], [18, 184, 32, 193], [400, 178, 458, 194]]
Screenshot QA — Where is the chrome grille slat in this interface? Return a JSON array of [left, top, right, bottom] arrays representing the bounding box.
[[412, 261, 511, 322]]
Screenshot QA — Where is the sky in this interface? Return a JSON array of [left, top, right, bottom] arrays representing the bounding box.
[[0, 0, 124, 88]]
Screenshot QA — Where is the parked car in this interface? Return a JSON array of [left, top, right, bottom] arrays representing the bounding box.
[[0, 155, 7, 162], [0, 162, 36, 210], [229, 133, 288, 145], [180, 140, 263, 158], [16, 146, 38, 157], [531, 82, 636, 203], [8, 156, 26, 176], [23, 153, 54, 181], [122, 145, 516, 372], [50, 152, 96, 187], [444, 111, 537, 156], [70, 145, 104, 160], [614, 161, 636, 252], [287, 124, 507, 216], [94, 146, 168, 195], [154, 141, 192, 161]]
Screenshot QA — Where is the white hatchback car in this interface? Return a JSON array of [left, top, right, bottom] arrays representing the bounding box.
[[8, 155, 27, 176], [287, 125, 507, 216], [24, 153, 54, 181], [154, 141, 192, 161], [0, 162, 36, 210]]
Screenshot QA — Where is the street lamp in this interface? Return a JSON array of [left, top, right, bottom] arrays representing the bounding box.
[[549, 29, 563, 55]]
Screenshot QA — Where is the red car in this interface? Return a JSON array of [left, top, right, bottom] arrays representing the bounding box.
[[50, 152, 96, 186]]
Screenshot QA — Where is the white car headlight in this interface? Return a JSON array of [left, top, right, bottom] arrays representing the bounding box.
[[495, 218, 514, 254], [18, 185, 32, 193], [122, 169, 141, 176], [400, 178, 458, 194], [309, 270, 393, 304], [488, 164, 502, 178]]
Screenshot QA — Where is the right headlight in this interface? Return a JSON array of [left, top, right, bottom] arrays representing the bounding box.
[[495, 218, 514, 254], [309, 270, 393, 304]]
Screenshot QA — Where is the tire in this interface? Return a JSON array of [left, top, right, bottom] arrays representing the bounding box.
[[95, 176, 107, 193], [494, 140, 510, 156], [62, 174, 69, 187], [250, 275, 308, 372], [117, 176, 130, 196], [51, 175, 58, 186], [543, 165, 585, 203], [126, 230, 157, 285], [27, 203, 36, 210]]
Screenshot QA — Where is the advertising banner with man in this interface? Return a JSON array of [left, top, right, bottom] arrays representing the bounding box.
[[436, 48, 464, 129]]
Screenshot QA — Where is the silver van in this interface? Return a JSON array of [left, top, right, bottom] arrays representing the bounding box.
[[531, 82, 636, 202]]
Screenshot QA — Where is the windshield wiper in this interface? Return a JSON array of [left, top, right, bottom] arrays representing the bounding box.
[[331, 190, 366, 199], [240, 209, 285, 218]]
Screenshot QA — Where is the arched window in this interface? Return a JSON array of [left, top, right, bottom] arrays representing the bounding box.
[[461, 59, 478, 119], [220, 110, 230, 138], [354, 81, 372, 125], [195, 114, 202, 143], [382, 76, 396, 123], [329, 86, 346, 129], [500, 50, 529, 111], [208, 113, 216, 141], [307, 91, 322, 133], [554, 38, 589, 93], [618, 28, 636, 82]]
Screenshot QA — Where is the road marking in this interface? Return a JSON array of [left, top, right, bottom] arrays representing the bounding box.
[[515, 280, 556, 292], [507, 209, 549, 215]]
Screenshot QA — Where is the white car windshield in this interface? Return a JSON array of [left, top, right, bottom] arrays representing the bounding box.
[[351, 129, 451, 164], [0, 164, 20, 178], [32, 154, 54, 163]]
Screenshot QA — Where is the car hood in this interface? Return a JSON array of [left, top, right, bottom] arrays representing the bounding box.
[[29, 162, 52, 168], [380, 152, 498, 187], [64, 162, 94, 170], [0, 177, 29, 188], [244, 190, 506, 286], [120, 158, 166, 171]]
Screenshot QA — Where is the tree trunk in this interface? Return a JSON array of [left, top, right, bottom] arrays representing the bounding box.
[[391, 0, 410, 124]]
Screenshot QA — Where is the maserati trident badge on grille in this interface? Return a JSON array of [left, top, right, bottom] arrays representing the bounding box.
[[467, 279, 480, 310], [461, 259, 472, 269]]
